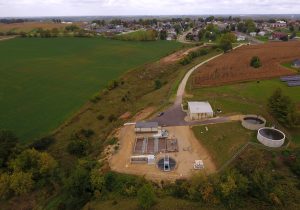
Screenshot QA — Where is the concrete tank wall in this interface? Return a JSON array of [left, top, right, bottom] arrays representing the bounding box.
[[257, 128, 285, 148], [241, 115, 266, 130]]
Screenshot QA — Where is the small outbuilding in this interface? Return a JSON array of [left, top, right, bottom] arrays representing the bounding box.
[[187, 101, 214, 120], [135, 122, 159, 133], [292, 59, 300, 68]]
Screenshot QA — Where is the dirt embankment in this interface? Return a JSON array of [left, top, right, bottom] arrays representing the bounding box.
[[160, 46, 201, 64], [192, 41, 300, 87]]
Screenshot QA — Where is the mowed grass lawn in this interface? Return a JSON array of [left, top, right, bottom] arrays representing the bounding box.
[[192, 122, 255, 168], [0, 37, 182, 142]]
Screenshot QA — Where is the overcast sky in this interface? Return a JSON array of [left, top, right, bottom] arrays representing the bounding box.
[[0, 0, 299, 17]]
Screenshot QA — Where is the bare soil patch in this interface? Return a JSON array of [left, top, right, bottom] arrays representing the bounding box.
[[160, 46, 200, 64], [109, 125, 216, 181], [132, 107, 156, 122], [119, 111, 132, 120], [192, 41, 300, 87]]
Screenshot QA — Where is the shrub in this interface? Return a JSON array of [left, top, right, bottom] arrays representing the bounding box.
[[104, 172, 117, 192], [154, 80, 162, 90], [219, 40, 232, 52], [10, 149, 57, 180], [9, 171, 34, 196], [108, 114, 117, 122], [179, 48, 211, 65], [199, 48, 209, 56], [250, 56, 262, 68], [97, 114, 105, 121], [106, 137, 118, 145], [137, 184, 156, 209], [65, 166, 92, 197], [114, 145, 119, 151], [107, 80, 119, 90], [79, 129, 95, 138], [29, 136, 55, 151], [0, 173, 11, 199], [179, 57, 192, 65], [90, 95, 101, 103], [67, 139, 89, 157]]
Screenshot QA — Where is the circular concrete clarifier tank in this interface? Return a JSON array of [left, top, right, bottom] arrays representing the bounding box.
[[157, 157, 176, 171], [257, 127, 285, 148], [242, 115, 266, 130]]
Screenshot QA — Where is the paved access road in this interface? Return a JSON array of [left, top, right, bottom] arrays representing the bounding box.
[[151, 44, 245, 127]]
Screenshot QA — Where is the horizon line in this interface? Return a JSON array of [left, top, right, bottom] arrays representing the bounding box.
[[0, 13, 299, 19]]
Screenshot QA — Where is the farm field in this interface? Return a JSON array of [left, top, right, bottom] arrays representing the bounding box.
[[192, 122, 255, 168], [0, 37, 182, 142], [191, 41, 300, 87], [0, 22, 74, 32]]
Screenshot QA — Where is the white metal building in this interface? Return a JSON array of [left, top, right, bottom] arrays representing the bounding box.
[[135, 122, 159, 133], [187, 101, 214, 120], [130, 155, 155, 164]]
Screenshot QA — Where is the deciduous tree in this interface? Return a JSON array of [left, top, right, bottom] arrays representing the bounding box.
[[137, 184, 156, 210]]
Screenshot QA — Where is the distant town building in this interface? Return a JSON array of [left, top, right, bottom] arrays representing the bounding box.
[[292, 59, 300, 68], [270, 20, 287, 28], [270, 32, 288, 40], [237, 35, 246, 41], [258, 31, 266, 36], [187, 101, 214, 120], [249, 32, 257, 37]]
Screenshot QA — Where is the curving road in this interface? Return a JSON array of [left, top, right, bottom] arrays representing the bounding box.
[[151, 44, 245, 126]]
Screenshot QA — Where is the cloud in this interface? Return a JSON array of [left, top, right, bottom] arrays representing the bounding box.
[[0, 0, 299, 17]]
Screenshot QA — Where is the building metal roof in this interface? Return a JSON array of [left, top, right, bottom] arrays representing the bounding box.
[[135, 121, 158, 128], [188, 101, 213, 114]]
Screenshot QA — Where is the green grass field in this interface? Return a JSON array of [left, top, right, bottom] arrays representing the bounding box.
[[192, 122, 255, 167], [281, 61, 300, 72], [187, 79, 300, 116], [256, 35, 269, 42], [187, 79, 300, 144], [115, 30, 157, 41], [0, 37, 182, 142]]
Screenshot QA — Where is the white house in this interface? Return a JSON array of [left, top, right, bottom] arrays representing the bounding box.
[[270, 21, 287, 28], [135, 122, 159, 133], [249, 32, 257, 37], [237, 35, 246, 41], [187, 102, 214, 120], [258, 31, 266, 36]]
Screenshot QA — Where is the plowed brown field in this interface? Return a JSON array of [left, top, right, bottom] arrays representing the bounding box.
[[192, 41, 300, 87]]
